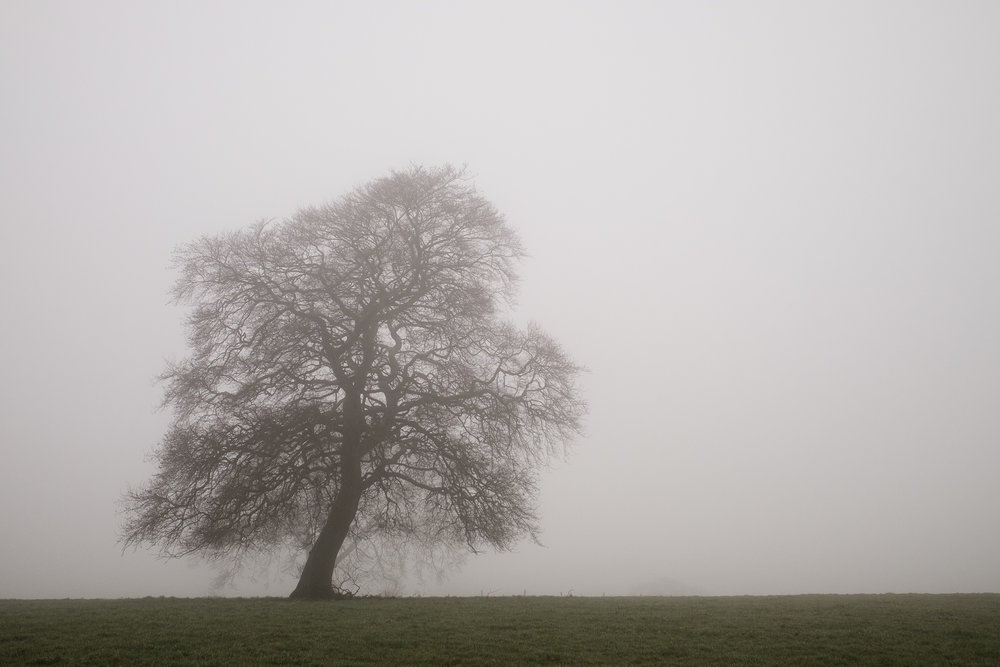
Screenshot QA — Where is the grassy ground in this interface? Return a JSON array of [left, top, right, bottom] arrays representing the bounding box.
[[1, 594, 998, 665]]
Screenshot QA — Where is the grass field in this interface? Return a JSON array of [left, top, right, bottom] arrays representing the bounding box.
[[1, 594, 998, 665]]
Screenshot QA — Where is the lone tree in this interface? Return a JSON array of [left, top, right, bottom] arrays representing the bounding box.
[[123, 166, 585, 599]]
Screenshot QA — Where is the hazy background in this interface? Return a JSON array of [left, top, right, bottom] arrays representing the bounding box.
[[2, 0, 998, 598]]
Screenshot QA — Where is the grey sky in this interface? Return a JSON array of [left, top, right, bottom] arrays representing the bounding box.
[[2, 0, 998, 598]]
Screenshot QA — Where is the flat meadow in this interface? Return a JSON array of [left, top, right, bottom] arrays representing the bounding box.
[[1, 594, 998, 665]]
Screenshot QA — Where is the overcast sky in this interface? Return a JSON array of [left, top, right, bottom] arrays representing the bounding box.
[[2, 0, 998, 599]]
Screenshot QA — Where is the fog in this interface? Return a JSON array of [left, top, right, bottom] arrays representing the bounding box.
[[2, 1, 998, 599]]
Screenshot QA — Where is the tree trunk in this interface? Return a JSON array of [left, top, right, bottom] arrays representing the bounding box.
[[288, 475, 362, 599], [290, 392, 365, 600]]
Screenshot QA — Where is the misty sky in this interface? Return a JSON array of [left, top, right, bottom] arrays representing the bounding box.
[[2, 1, 998, 598]]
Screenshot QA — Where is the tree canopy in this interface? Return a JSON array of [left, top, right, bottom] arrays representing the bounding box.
[[122, 165, 585, 598]]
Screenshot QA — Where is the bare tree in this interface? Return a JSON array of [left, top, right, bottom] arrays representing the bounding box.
[[122, 165, 585, 599]]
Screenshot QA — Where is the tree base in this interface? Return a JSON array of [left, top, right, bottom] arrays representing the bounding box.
[[288, 584, 354, 601]]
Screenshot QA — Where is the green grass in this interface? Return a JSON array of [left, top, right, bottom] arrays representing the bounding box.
[[1, 594, 998, 665]]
